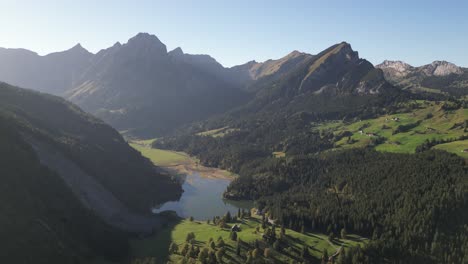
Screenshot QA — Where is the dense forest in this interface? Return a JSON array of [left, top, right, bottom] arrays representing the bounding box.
[[237, 149, 467, 263]]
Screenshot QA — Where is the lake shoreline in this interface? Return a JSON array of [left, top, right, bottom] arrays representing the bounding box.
[[130, 140, 237, 181]]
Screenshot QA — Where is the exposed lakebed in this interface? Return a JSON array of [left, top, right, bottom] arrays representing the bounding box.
[[130, 142, 253, 220]]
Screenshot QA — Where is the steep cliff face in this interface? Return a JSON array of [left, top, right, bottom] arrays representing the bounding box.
[[377, 60, 463, 79], [376, 60, 468, 96]]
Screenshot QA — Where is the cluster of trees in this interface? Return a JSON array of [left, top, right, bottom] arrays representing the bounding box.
[[416, 135, 468, 152], [170, 235, 227, 264]]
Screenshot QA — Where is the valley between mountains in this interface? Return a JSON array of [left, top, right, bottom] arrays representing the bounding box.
[[0, 33, 466, 264]]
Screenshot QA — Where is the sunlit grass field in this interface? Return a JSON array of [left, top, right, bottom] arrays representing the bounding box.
[[130, 143, 190, 166], [131, 214, 367, 264], [318, 101, 467, 157]]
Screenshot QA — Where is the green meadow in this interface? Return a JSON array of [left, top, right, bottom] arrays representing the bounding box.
[[318, 101, 467, 157], [131, 214, 367, 264], [130, 143, 190, 166]]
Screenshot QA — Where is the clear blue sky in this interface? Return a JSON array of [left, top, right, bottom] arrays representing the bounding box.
[[1, 0, 467, 67]]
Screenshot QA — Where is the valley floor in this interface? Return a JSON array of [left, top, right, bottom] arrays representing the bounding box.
[[130, 140, 236, 180], [130, 213, 367, 264]]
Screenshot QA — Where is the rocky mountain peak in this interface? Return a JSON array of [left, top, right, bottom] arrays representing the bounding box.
[[124, 32, 167, 57], [68, 43, 92, 56], [335, 42, 359, 63], [376, 60, 413, 72], [169, 47, 184, 57], [427, 60, 463, 76]]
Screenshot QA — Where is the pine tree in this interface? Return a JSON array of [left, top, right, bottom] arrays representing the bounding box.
[[252, 248, 260, 259], [181, 243, 189, 256], [225, 211, 232, 223], [209, 241, 216, 250], [186, 232, 196, 243], [217, 238, 225, 248], [322, 248, 329, 264], [337, 248, 346, 264], [273, 240, 280, 251], [215, 248, 225, 263], [301, 245, 310, 260], [341, 228, 347, 239], [246, 250, 252, 263], [169, 242, 179, 254], [230, 231, 238, 241], [198, 248, 208, 263]]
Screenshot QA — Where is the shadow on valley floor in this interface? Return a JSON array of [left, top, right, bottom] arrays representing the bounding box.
[[129, 213, 182, 264]]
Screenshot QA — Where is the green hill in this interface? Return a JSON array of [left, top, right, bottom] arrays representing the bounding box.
[[317, 100, 467, 157]]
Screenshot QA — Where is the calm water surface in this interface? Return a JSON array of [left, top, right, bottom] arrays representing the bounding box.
[[153, 172, 252, 220]]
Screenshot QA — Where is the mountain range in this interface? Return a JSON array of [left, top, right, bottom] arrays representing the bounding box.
[[0, 32, 466, 263], [376, 60, 468, 96], [0, 32, 417, 138]]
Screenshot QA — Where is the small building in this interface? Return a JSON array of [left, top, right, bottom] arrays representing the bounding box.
[[268, 218, 276, 225], [462, 149, 468, 153], [231, 224, 241, 232], [366, 133, 376, 137]]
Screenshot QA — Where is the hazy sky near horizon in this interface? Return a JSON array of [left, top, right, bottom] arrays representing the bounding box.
[[0, 0, 467, 67]]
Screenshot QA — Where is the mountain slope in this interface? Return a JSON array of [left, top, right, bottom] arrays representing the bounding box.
[[0, 44, 92, 95], [69, 33, 249, 137], [376, 60, 468, 97], [0, 120, 129, 263], [0, 82, 181, 214], [0, 33, 250, 137], [155, 42, 402, 170]]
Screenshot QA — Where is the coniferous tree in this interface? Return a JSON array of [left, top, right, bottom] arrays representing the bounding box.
[[230, 231, 238, 241], [341, 228, 347, 239], [322, 249, 329, 264], [225, 211, 232, 223], [169, 242, 179, 254], [301, 245, 310, 260]]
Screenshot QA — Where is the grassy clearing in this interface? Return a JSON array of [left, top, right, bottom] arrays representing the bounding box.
[[197, 127, 240, 138], [130, 143, 190, 166], [434, 140, 468, 159], [131, 214, 367, 264], [272, 151, 286, 158], [131, 138, 157, 147], [318, 101, 467, 156]]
